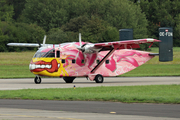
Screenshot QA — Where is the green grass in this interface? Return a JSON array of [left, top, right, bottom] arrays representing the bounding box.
[[0, 49, 180, 104], [0, 47, 180, 78], [0, 85, 180, 104], [0, 51, 34, 65], [0, 65, 34, 78], [121, 64, 180, 77], [0, 51, 34, 78]]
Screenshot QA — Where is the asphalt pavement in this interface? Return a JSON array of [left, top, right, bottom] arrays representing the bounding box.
[[0, 77, 180, 120]]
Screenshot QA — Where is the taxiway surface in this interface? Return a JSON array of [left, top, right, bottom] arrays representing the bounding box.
[[0, 77, 180, 90], [0, 77, 180, 120]]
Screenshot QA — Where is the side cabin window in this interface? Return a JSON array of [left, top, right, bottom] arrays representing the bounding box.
[[62, 59, 65, 63], [72, 59, 76, 64], [81, 59, 85, 64], [96, 60, 100, 64], [56, 51, 60, 58], [105, 60, 109, 64]]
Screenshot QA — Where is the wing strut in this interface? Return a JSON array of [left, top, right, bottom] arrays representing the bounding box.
[[91, 45, 119, 73]]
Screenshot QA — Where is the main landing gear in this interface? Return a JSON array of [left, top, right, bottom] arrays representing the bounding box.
[[63, 77, 76, 83], [34, 74, 104, 84], [94, 74, 104, 83], [34, 76, 41, 84]]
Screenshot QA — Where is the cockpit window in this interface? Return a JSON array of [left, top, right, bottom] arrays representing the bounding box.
[[44, 50, 55, 57], [33, 49, 57, 58], [33, 52, 46, 58]]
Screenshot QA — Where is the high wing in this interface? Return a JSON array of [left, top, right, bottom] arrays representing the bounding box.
[[7, 43, 58, 48], [80, 38, 160, 54], [93, 38, 160, 52], [88, 38, 160, 74], [7, 43, 40, 47], [7, 35, 49, 48]]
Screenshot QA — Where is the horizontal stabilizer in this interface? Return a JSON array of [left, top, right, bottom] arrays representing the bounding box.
[[149, 53, 159, 56]]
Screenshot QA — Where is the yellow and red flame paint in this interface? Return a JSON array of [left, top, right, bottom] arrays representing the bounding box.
[[30, 58, 68, 77]]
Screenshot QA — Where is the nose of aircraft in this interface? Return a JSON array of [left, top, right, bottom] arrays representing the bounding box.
[[29, 58, 60, 74]]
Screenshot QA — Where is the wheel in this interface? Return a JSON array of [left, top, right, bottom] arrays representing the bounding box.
[[63, 77, 76, 83], [34, 76, 41, 84], [94, 74, 104, 83]]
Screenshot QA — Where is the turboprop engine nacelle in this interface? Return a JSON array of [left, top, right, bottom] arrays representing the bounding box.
[[82, 44, 96, 53]]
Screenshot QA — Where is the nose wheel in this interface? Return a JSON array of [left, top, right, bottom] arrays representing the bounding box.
[[34, 76, 41, 84]]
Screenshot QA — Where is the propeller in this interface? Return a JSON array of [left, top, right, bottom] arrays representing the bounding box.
[[36, 39, 41, 48], [75, 33, 97, 53], [79, 33, 82, 47], [36, 35, 47, 48], [42, 35, 47, 47], [75, 33, 85, 52]]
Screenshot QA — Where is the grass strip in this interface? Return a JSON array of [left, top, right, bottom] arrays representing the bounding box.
[[0, 65, 34, 78], [121, 64, 180, 77], [1, 47, 180, 78], [0, 85, 180, 104], [0, 64, 179, 78]]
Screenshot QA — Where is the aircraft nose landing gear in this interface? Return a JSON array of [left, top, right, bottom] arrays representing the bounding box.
[[34, 76, 41, 84]]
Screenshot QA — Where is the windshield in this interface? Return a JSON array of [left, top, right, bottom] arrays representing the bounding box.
[[44, 49, 55, 57], [33, 52, 46, 58], [33, 48, 59, 58]]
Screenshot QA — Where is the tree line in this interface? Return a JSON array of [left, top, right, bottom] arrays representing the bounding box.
[[0, 0, 180, 52]]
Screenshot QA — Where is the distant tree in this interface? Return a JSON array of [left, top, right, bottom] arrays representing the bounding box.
[[21, 0, 148, 39], [174, 14, 180, 46], [87, 0, 148, 39], [138, 0, 180, 46], [0, 21, 45, 52], [10, 0, 27, 20], [62, 16, 89, 33], [0, 0, 14, 22], [47, 28, 68, 44], [79, 16, 119, 43], [0, 21, 9, 52], [61, 15, 119, 43], [21, 0, 69, 31]]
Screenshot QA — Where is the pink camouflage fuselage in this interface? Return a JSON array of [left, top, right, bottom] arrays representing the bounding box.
[[29, 42, 154, 79]]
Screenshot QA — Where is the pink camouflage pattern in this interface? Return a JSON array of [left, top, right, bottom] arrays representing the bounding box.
[[59, 42, 155, 78], [29, 38, 159, 80]]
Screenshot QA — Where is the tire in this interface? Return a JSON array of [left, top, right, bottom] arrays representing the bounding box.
[[63, 77, 76, 83], [34, 76, 41, 84], [94, 74, 104, 83]]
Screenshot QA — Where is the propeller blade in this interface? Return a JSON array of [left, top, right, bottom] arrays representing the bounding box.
[[79, 33, 82, 47], [74, 33, 85, 52], [36, 40, 41, 48], [43, 35, 47, 47]]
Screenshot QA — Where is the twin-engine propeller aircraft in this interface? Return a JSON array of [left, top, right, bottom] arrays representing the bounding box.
[[8, 33, 161, 84]]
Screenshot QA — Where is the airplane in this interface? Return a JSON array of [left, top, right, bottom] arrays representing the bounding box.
[[7, 33, 163, 84]]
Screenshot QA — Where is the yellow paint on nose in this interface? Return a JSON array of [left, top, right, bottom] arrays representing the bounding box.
[[31, 58, 68, 77]]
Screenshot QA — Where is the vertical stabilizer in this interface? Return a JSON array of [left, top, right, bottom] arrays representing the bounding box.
[[159, 27, 173, 62]]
